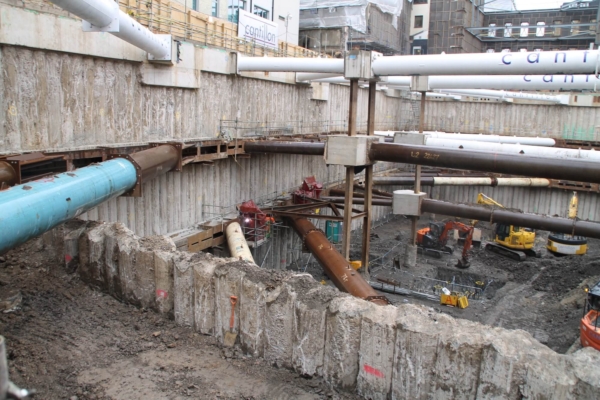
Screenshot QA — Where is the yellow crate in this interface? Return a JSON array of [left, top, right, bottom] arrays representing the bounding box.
[[457, 296, 469, 309], [350, 260, 362, 270], [440, 293, 457, 307]]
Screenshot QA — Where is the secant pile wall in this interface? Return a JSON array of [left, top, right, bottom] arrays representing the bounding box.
[[43, 221, 600, 399]]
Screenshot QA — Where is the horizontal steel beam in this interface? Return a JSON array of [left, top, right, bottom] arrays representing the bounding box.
[[244, 141, 326, 155]]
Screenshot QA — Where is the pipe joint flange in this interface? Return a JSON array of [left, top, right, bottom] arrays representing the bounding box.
[[301, 227, 327, 251], [106, 154, 143, 197]]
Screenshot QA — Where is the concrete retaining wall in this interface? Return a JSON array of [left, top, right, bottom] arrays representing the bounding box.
[[43, 221, 600, 400]]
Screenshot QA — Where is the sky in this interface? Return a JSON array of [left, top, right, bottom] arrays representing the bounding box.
[[514, 0, 566, 10]]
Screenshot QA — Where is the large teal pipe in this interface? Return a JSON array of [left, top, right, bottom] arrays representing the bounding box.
[[0, 158, 137, 254]]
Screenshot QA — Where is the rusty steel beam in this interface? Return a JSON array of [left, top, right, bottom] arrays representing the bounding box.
[[355, 184, 393, 198], [369, 143, 600, 184], [0, 162, 17, 188], [286, 216, 388, 306], [321, 196, 393, 206], [244, 141, 325, 155], [328, 188, 389, 199]]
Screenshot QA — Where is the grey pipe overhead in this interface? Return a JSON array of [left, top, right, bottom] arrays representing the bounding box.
[[244, 141, 600, 184], [320, 196, 600, 240]]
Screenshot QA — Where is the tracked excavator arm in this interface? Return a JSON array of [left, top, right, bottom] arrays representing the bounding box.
[[416, 220, 474, 268]]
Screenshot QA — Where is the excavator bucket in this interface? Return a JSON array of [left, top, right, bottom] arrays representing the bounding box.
[[455, 258, 470, 269]]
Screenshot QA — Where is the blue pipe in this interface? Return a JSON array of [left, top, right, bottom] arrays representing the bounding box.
[[0, 159, 138, 254]]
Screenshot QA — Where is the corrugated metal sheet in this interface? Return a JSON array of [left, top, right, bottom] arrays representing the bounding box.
[[423, 100, 600, 140]]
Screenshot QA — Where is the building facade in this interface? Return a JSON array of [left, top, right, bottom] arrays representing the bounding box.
[[425, 0, 599, 54], [173, 0, 301, 45], [410, 0, 429, 54]]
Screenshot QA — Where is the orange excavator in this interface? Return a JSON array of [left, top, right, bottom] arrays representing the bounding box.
[[581, 280, 600, 351], [416, 221, 474, 269]]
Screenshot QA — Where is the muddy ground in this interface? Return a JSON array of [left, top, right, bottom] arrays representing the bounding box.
[[0, 240, 360, 400], [349, 215, 600, 354]]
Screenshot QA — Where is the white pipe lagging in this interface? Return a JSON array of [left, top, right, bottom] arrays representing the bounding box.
[[431, 89, 567, 104], [432, 177, 551, 187], [376, 131, 557, 146], [242, 50, 600, 76], [49, 0, 170, 58], [301, 74, 600, 92], [425, 138, 600, 162]]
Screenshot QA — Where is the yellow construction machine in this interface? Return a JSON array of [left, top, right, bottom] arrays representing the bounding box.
[[476, 193, 538, 261], [547, 191, 588, 256]]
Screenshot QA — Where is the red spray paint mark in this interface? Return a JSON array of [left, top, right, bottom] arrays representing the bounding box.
[[363, 364, 384, 378], [65, 254, 72, 263], [156, 289, 168, 299]]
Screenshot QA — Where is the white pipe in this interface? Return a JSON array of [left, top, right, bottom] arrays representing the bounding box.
[[296, 72, 342, 82], [434, 89, 566, 104], [113, 10, 170, 58], [226, 222, 256, 264], [49, 0, 170, 58], [238, 57, 344, 73], [432, 177, 550, 186], [310, 74, 600, 91], [379, 131, 557, 146], [426, 138, 600, 161], [50, 0, 115, 27], [428, 74, 600, 91], [372, 50, 599, 76]]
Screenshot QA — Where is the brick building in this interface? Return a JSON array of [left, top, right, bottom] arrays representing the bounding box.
[[423, 0, 599, 54]]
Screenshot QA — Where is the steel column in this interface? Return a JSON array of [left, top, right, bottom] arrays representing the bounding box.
[[342, 79, 360, 260], [361, 81, 377, 277], [287, 217, 388, 305]]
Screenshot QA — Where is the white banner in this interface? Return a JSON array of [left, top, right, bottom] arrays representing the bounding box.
[[238, 9, 278, 49]]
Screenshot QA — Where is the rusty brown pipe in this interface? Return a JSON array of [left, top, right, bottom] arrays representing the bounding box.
[[421, 199, 600, 239], [0, 161, 17, 187], [370, 143, 600, 184], [129, 145, 179, 183], [328, 188, 389, 200], [353, 184, 393, 198], [286, 216, 388, 306], [321, 196, 600, 239]]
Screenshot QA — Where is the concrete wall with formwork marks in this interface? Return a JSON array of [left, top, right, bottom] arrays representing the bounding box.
[[422, 100, 600, 141], [42, 221, 600, 400]]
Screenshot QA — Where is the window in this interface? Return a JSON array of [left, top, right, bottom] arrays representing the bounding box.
[[488, 23, 497, 37], [536, 22, 545, 37], [413, 46, 422, 55], [554, 20, 562, 36], [520, 22, 529, 37], [414, 15, 424, 29], [572, 19, 580, 35], [212, 0, 219, 17], [591, 19, 597, 32], [192, 0, 198, 11], [414, 0, 428, 4], [253, 5, 269, 19], [504, 23, 513, 37], [228, 0, 246, 23]]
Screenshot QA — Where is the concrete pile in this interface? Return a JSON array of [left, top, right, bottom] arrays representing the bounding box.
[[43, 221, 600, 399]]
